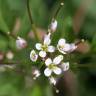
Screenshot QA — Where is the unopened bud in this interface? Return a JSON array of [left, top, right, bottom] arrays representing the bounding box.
[[16, 37, 27, 50], [49, 20, 57, 32], [61, 2, 64, 6], [56, 89, 59, 93], [6, 51, 14, 60]]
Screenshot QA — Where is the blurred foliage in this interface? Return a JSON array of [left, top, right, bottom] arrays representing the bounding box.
[[0, 0, 96, 96]]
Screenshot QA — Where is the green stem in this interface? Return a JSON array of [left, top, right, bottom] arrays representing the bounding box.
[[7, 32, 17, 39], [27, 0, 39, 41], [52, 2, 64, 20]]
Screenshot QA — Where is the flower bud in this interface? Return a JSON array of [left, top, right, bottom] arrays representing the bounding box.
[[6, 51, 14, 60], [49, 20, 57, 32], [61, 62, 69, 71], [16, 37, 27, 50]]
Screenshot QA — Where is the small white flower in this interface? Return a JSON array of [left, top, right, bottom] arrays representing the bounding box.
[[44, 55, 63, 77], [49, 20, 58, 32], [35, 33, 55, 58], [57, 39, 77, 54], [57, 39, 70, 54], [30, 50, 38, 62], [32, 69, 41, 80], [60, 62, 69, 71], [16, 37, 27, 49], [49, 76, 57, 85]]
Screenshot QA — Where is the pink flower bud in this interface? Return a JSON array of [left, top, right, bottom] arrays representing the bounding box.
[[16, 37, 27, 49], [49, 20, 58, 32]]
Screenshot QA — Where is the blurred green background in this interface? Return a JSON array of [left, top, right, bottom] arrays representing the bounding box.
[[0, 0, 96, 96]]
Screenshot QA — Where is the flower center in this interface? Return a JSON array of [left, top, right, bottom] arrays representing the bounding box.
[[31, 53, 36, 60], [42, 44, 48, 51], [49, 64, 56, 69], [59, 45, 64, 50]]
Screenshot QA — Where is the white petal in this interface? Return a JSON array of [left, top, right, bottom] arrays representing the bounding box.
[[44, 34, 51, 45], [39, 51, 46, 58], [30, 50, 38, 62], [58, 39, 66, 46], [50, 20, 57, 32], [48, 46, 55, 52], [63, 43, 70, 51], [57, 45, 67, 54], [44, 68, 52, 77], [53, 67, 62, 75], [49, 77, 56, 85], [69, 44, 77, 52], [35, 43, 42, 50], [45, 58, 52, 66], [61, 62, 69, 71], [53, 55, 63, 65]]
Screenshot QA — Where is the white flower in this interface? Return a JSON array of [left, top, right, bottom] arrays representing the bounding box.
[[44, 55, 63, 77], [49, 76, 57, 85], [35, 33, 55, 58], [32, 69, 41, 80], [60, 62, 69, 71], [57, 39, 77, 54], [16, 37, 27, 49], [57, 39, 70, 54], [49, 20, 57, 32], [30, 50, 38, 62]]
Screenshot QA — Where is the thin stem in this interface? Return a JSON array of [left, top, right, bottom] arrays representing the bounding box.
[[52, 2, 64, 20], [75, 39, 85, 45], [7, 32, 17, 39], [27, 0, 39, 41]]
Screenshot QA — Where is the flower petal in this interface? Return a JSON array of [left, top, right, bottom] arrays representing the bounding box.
[[57, 45, 66, 54], [53, 67, 62, 75], [63, 43, 70, 51], [30, 50, 38, 62], [48, 46, 55, 52], [45, 58, 52, 66], [69, 44, 77, 52], [61, 62, 69, 71], [44, 68, 52, 77], [53, 55, 63, 65], [44, 33, 51, 45], [39, 51, 46, 58], [58, 39, 66, 46], [35, 43, 42, 50]]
